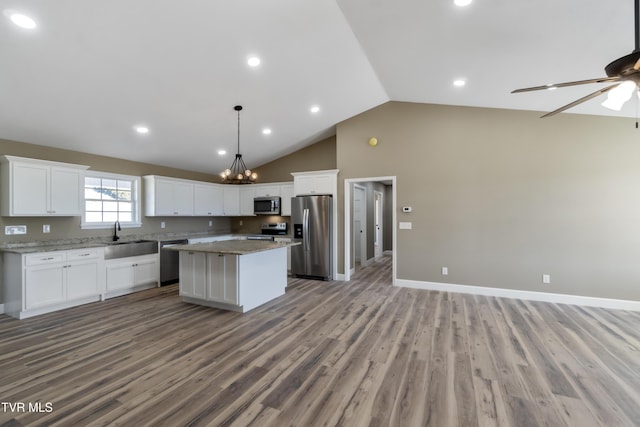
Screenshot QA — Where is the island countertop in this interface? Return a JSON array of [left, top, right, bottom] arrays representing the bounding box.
[[166, 239, 300, 255]]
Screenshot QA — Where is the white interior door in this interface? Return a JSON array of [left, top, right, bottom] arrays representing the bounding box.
[[353, 185, 366, 266], [374, 190, 383, 258]]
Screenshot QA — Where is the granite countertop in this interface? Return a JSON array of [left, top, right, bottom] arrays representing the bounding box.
[[166, 239, 300, 255]]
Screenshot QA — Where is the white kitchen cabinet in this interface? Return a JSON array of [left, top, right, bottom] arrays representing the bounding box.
[[179, 251, 208, 299], [144, 175, 195, 216], [194, 183, 224, 216], [3, 247, 104, 319], [291, 170, 338, 196], [207, 253, 239, 305], [280, 184, 294, 216], [239, 187, 255, 216], [105, 253, 159, 298], [0, 155, 88, 216], [178, 246, 286, 313], [223, 186, 240, 215], [254, 185, 280, 198]]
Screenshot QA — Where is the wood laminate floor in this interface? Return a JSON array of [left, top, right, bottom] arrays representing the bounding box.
[[1, 255, 639, 426]]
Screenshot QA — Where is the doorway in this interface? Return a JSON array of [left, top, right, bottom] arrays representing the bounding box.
[[344, 176, 396, 283]]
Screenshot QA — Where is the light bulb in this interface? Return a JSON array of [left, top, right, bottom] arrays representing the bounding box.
[[224, 169, 231, 176], [602, 81, 636, 111], [245, 169, 251, 176], [251, 172, 258, 180], [237, 174, 243, 180]]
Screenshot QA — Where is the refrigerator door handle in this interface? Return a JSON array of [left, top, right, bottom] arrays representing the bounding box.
[[304, 208, 310, 251]]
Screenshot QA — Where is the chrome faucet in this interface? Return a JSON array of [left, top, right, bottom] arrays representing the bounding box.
[[113, 221, 121, 241]]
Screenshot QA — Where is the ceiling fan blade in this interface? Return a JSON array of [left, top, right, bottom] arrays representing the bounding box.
[[512, 76, 621, 93], [540, 84, 620, 117]]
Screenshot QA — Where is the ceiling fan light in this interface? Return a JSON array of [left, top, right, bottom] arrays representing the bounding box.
[[601, 81, 636, 111]]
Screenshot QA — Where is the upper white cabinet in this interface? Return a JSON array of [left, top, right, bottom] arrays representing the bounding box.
[[194, 183, 224, 216], [144, 175, 194, 216], [240, 187, 255, 216], [223, 186, 240, 216], [280, 183, 294, 216], [292, 170, 339, 196], [254, 185, 280, 198], [0, 155, 88, 216]]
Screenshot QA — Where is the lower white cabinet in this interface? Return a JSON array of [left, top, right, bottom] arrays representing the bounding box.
[[178, 247, 286, 312], [207, 253, 238, 305], [179, 252, 238, 305], [274, 237, 292, 272], [4, 247, 104, 319], [105, 254, 159, 297]]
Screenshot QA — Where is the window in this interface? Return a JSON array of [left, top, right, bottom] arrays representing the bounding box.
[[82, 172, 141, 229]]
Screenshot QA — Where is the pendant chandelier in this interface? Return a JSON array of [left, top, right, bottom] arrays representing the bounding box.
[[220, 105, 257, 184]]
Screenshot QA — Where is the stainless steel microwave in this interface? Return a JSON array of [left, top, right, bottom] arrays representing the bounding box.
[[253, 196, 281, 215]]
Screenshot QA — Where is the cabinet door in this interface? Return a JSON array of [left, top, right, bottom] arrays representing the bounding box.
[[154, 179, 176, 215], [106, 262, 134, 291], [134, 258, 159, 287], [223, 187, 240, 215], [12, 162, 48, 215], [239, 187, 255, 216], [280, 184, 294, 216], [66, 261, 100, 300], [179, 251, 207, 299], [50, 167, 83, 215], [25, 264, 66, 309], [255, 185, 280, 198], [173, 181, 194, 216], [194, 183, 224, 216], [207, 254, 238, 304]]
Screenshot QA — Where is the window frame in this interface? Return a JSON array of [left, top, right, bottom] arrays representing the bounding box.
[[81, 171, 142, 230]]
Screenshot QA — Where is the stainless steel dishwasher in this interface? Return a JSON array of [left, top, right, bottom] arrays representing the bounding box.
[[159, 239, 188, 285]]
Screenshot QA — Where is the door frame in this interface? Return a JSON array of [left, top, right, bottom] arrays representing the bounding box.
[[344, 176, 396, 283], [352, 184, 367, 267], [374, 190, 384, 259]]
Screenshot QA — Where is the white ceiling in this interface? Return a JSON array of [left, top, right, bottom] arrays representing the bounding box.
[[0, 0, 636, 175]]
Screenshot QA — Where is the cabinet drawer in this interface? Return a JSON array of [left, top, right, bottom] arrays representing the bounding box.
[[67, 248, 100, 261], [25, 252, 66, 266]]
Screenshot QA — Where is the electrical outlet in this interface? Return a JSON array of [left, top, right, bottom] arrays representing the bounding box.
[[542, 274, 551, 284], [43, 224, 50, 233], [5, 225, 27, 235], [239, 220, 243, 226], [442, 266, 448, 276], [161, 221, 166, 229], [208, 220, 213, 227]]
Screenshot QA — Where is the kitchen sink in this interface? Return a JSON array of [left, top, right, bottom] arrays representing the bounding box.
[[104, 240, 158, 260]]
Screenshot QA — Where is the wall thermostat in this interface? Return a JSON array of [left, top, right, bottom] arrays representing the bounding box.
[[402, 206, 412, 213]]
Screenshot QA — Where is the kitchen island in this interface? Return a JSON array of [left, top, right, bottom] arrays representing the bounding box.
[[167, 239, 299, 313]]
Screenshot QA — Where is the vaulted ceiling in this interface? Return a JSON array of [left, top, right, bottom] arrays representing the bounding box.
[[0, 0, 635, 174]]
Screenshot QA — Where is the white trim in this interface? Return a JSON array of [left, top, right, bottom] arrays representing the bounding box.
[[396, 279, 640, 312], [82, 171, 142, 229], [334, 273, 346, 281], [353, 184, 367, 267], [344, 176, 396, 284], [0, 303, 4, 314]]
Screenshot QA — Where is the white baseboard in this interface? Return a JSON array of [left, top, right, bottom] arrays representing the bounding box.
[[334, 273, 346, 281], [396, 279, 640, 312]]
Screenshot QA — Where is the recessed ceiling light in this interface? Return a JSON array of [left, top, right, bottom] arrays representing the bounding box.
[[5, 11, 36, 29], [247, 56, 261, 67], [310, 105, 320, 114], [217, 150, 227, 156], [454, 0, 472, 6], [262, 128, 272, 135], [453, 79, 466, 87], [134, 126, 149, 134]]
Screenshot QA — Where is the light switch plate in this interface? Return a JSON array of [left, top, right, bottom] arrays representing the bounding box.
[[5, 225, 27, 235], [43, 224, 50, 233]]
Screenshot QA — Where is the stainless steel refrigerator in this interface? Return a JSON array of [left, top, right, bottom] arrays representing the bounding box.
[[291, 195, 332, 280]]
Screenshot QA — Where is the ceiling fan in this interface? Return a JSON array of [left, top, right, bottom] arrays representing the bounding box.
[[512, 0, 640, 117]]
